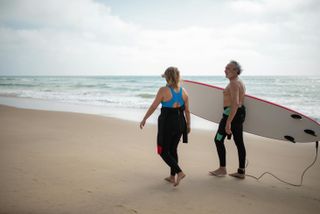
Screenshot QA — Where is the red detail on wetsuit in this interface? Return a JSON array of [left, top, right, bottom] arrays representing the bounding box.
[[157, 145, 163, 155]]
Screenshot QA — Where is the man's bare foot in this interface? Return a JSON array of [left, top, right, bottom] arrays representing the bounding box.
[[229, 172, 245, 179], [209, 167, 227, 177], [229, 169, 245, 179], [164, 176, 175, 183], [174, 172, 186, 187]]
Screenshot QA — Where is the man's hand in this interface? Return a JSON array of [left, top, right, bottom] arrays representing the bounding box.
[[225, 121, 232, 135]]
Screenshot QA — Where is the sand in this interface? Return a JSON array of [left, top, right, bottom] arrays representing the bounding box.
[[0, 104, 319, 214]]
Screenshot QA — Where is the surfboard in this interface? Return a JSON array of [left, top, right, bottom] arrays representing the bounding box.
[[182, 80, 320, 143]]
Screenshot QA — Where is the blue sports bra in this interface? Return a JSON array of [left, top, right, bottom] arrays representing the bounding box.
[[161, 87, 185, 108]]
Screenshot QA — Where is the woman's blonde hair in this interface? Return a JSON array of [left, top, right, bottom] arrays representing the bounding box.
[[162, 66, 180, 88]]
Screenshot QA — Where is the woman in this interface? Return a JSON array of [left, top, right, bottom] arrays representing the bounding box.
[[140, 67, 191, 186]]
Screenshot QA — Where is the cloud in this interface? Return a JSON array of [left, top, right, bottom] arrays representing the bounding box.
[[0, 0, 142, 74], [228, 0, 316, 16], [0, 0, 319, 75]]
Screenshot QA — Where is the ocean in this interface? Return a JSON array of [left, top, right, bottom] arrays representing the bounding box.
[[0, 76, 319, 129]]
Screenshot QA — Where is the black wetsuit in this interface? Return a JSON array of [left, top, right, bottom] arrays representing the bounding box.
[[157, 106, 188, 176], [214, 106, 246, 169]]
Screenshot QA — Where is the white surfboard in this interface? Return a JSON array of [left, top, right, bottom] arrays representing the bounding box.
[[182, 80, 320, 143]]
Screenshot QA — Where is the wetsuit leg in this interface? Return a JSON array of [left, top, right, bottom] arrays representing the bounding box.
[[160, 132, 182, 175], [231, 122, 246, 169], [169, 133, 182, 176], [214, 116, 228, 167], [231, 106, 246, 169]]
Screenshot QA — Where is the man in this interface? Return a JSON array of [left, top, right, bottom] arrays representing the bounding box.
[[209, 60, 247, 179]]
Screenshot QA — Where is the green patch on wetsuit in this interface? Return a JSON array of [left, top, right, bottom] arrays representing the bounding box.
[[216, 133, 223, 141], [223, 107, 231, 116]]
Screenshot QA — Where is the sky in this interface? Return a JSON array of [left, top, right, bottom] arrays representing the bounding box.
[[0, 0, 319, 76]]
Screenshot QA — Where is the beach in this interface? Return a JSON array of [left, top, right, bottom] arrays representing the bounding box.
[[0, 104, 320, 214]]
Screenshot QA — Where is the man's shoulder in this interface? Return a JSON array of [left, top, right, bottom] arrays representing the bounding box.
[[232, 79, 244, 86], [228, 80, 244, 91], [229, 80, 239, 87]]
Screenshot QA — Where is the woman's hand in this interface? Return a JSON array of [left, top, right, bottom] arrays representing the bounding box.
[[140, 119, 146, 129], [187, 124, 191, 134], [187, 127, 191, 134]]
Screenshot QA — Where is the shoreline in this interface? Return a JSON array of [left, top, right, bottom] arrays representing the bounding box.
[[1, 104, 320, 213], [0, 96, 218, 130]]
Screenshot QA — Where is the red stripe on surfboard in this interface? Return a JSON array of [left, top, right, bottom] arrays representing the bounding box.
[[183, 79, 320, 126], [184, 79, 225, 91]]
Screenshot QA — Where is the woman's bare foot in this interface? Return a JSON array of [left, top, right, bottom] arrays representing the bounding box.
[[164, 176, 175, 183], [209, 167, 227, 177], [174, 172, 186, 187]]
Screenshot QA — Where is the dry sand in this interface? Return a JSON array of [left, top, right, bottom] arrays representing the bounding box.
[[0, 104, 319, 214]]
